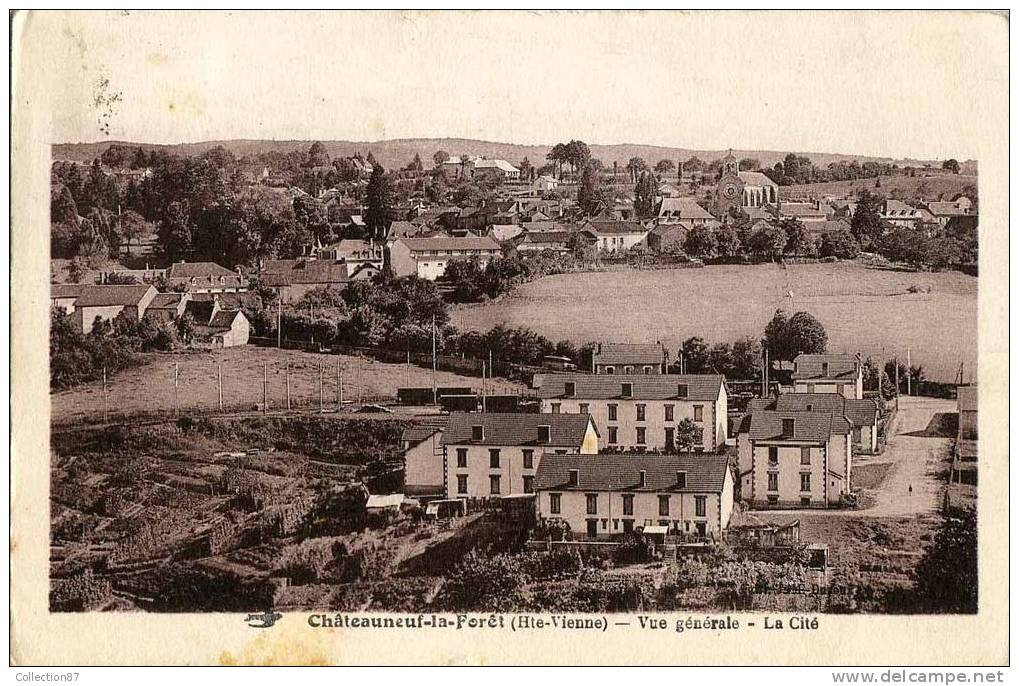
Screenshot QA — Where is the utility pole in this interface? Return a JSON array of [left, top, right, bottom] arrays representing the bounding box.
[[102, 367, 108, 423], [277, 298, 282, 348], [173, 363, 179, 417], [318, 362, 324, 412], [357, 354, 363, 405], [262, 363, 268, 414], [906, 347, 912, 396], [285, 363, 291, 411], [431, 314, 438, 405], [482, 361, 487, 413], [406, 350, 411, 389], [217, 363, 223, 412], [894, 357, 900, 397], [336, 357, 343, 408]]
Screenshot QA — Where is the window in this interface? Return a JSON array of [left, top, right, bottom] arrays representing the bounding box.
[[457, 474, 468, 494], [695, 496, 706, 517], [621, 383, 633, 397], [658, 495, 670, 516], [676, 471, 687, 489], [608, 404, 618, 421], [800, 473, 811, 492], [665, 427, 675, 449], [665, 404, 674, 422], [605, 366, 615, 375], [677, 383, 688, 398], [456, 448, 468, 468], [622, 494, 634, 515], [549, 493, 561, 514], [608, 427, 618, 445], [782, 418, 794, 437], [768, 473, 779, 491], [586, 493, 598, 515], [622, 519, 634, 533], [489, 449, 501, 468], [522, 449, 534, 470], [523, 475, 534, 494], [636, 427, 646, 445], [643, 366, 653, 375], [768, 446, 779, 465], [624, 366, 633, 374], [636, 404, 646, 422], [693, 405, 703, 422], [579, 403, 589, 415], [490, 475, 501, 495], [800, 447, 811, 465], [551, 403, 561, 414]]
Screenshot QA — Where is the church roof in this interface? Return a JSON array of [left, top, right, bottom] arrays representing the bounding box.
[[738, 171, 777, 187]]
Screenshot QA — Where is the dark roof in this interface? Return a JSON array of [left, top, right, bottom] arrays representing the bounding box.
[[185, 300, 216, 323], [51, 284, 86, 299], [396, 236, 502, 252], [166, 262, 236, 279], [260, 259, 351, 285], [844, 399, 879, 426], [592, 342, 666, 367], [441, 412, 595, 448], [792, 354, 860, 381], [657, 197, 714, 220], [191, 292, 262, 310], [74, 284, 154, 308], [208, 310, 244, 329], [583, 220, 648, 235], [401, 416, 448, 445], [148, 292, 186, 309], [515, 231, 577, 246], [925, 201, 969, 217], [537, 373, 723, 401], [771, 393, 877, 428], [746, 410, 846, 442], [533, 453, 729, 493]]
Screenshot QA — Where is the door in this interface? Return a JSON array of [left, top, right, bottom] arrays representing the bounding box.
[[695, 522, 707, 538], [586, 519, 599, 538]]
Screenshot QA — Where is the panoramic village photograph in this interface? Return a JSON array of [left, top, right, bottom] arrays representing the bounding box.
[[40, 14, 982, 618], [48, 137, 979, 616]]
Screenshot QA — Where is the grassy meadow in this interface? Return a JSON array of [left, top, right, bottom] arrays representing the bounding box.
[[455, 262, 977, 382]]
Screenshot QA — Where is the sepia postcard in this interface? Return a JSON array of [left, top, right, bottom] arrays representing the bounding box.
[[9, 9, 1010, 667]]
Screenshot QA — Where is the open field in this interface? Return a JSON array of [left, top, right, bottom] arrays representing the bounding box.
[[778, 174, 977, 200], [51, 345, 525, 425], [456, 262, 977, 382]]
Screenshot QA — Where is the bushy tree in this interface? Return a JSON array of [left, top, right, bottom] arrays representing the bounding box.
[[684, 225, 718, 258], [714, 223, 742, 260], [577, 162, 602, 216], [678, 336, 710, 373], [819, 229, 860, 259], [633, 171, 657, 219], [851, 189, 886, 249], [912, 510, 977, 613], [364, 163, 392, 241], [749, 222, 787, 261]]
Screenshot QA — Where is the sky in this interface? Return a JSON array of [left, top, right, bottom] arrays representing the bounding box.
[[16, 10, 1007, 160]]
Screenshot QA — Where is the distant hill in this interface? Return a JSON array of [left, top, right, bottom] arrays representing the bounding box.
[[52, 138, 970, 173]]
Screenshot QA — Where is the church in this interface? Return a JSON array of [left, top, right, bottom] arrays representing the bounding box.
[[714, 150, 779, 218]]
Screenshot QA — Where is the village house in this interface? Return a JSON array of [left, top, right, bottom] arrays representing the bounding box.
[[532, 175, 559, 194], [591, 341, 668, 374], [880, 199, 921, 229], [791, 353, 864, 399], [184, 296, 250, 348], [581, 220, 651, 253], [736, 409, 853, 509], [441, 412, 599, 500], [260, 258, 380, 303], [50, 283, 86, 314], [471, 158, 521, 183], [536, 373, 728, 453], [388, 235, 503, 280], [752, 392, 880, 455], [70, 284, 158, 334], [920, 199, 976, 228], [766, 201, 830, 223], [656, 197, 715, 227], [512, 230, 592, 255], [143, 291, 191, 324], [402, 416, 448, 498], [165, 261, 247, 294], [533, 453, 734, 540]]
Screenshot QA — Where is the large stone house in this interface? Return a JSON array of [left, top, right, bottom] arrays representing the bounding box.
[[533, 453, 734, 540], [388, 236, 502, 280], [441, 412, 599, 500], [791, 353, 864, 399], [165, 261, 247, 293], [68, 284, 158, 334], [536, 373, 728, 453], [736, 409, 852, 508], [591, 342, 668, 375]]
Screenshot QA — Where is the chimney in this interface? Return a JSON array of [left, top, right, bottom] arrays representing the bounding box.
[[568, 469, 579, 486], [471, 425, 484, 442], [676, 471, 687, 489], [621, 382, 633, 398], [538, 425, 551, 444], [638, 470, 647, 488], [564, 381, 576, 397], [782, 418, 794, 437], [677, 383, 689, 398]]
